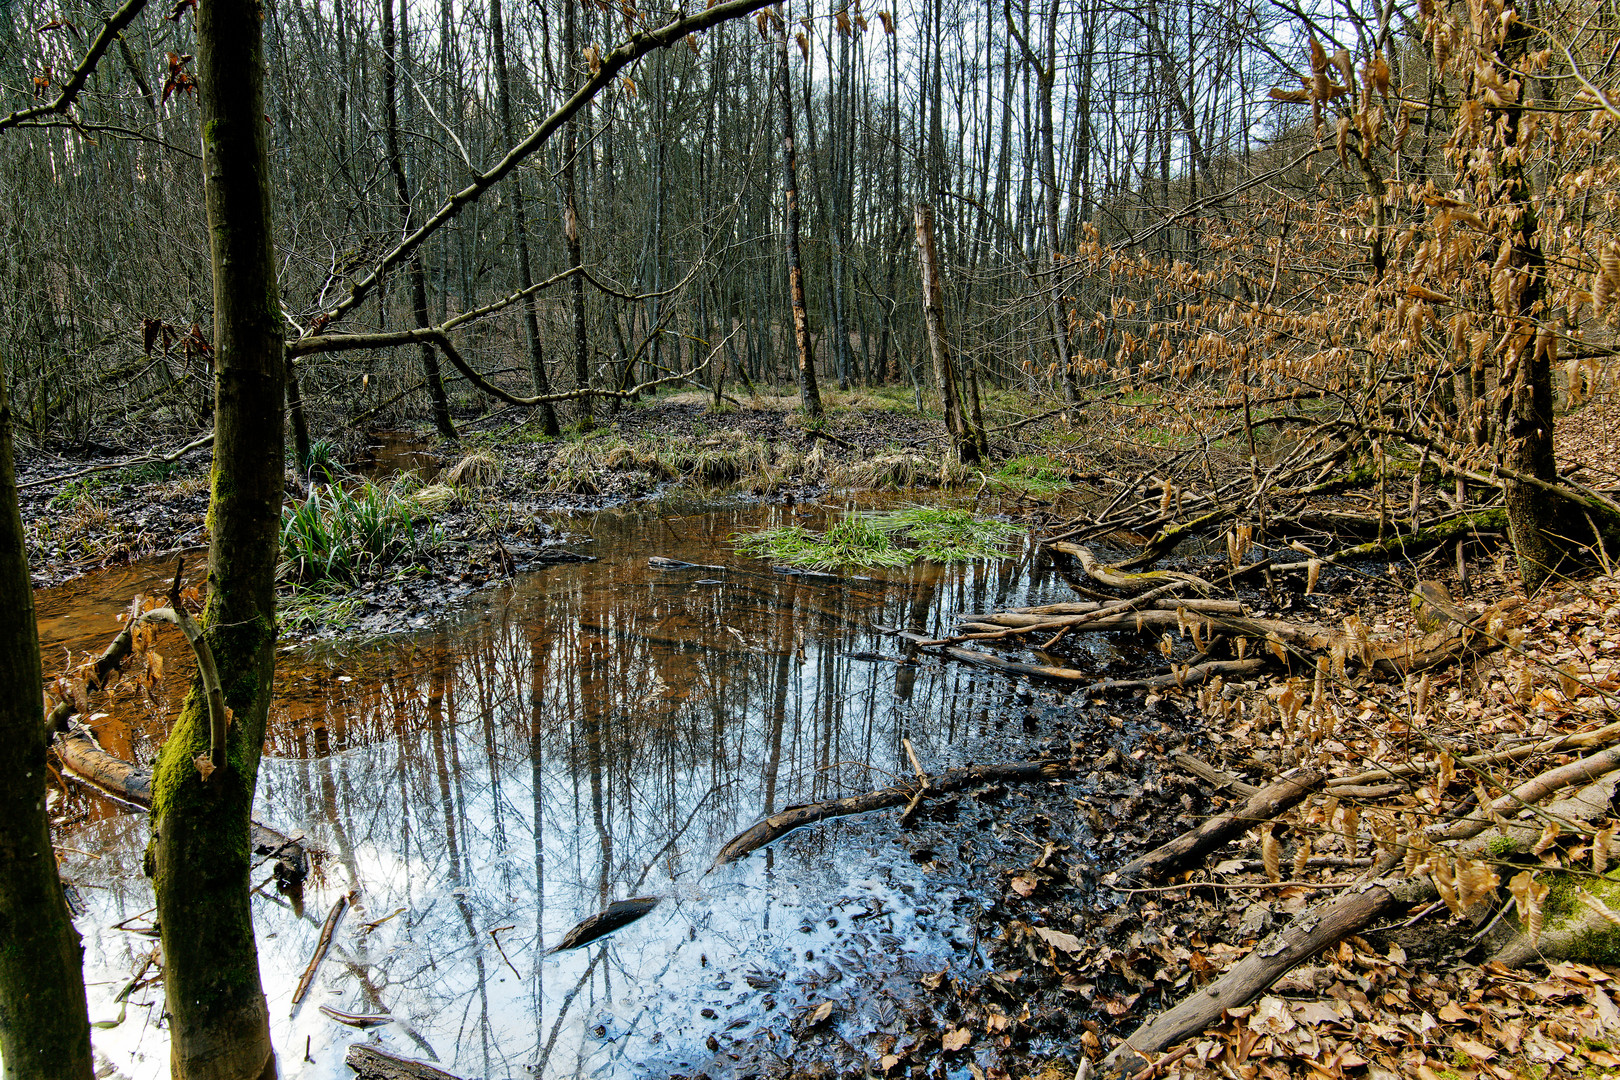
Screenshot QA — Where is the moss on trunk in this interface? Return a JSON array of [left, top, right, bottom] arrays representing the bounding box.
[[147, 0, 285, 1075], [0, 360, 93, 1079]]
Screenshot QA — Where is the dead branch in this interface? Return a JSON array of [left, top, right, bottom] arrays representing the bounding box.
[[1108, 770, 1321, 885], [712, 757, 1078, 866], [292, 893, 351, 1007]]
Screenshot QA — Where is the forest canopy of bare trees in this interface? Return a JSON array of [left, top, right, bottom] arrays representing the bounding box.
[[0, 0, 1299, 434], [6, 0, 1620, 575]]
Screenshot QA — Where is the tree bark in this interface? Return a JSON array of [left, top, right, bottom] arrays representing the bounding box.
[[562, 0, 592, 429], [776, 5, 822, 418], [915, 203, 981, 464], [1491, 12, 1588, 592], [150, 0, 284, 1072], [490, 0, 561, 434], [383, 0, 456, 440], [0, 356, 94, 1080]]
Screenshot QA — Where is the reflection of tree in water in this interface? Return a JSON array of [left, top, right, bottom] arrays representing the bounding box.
[[61, 505, 1080, 1074]]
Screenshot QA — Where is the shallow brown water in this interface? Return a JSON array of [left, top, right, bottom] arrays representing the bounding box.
[[47, 498, 1109, 1079]]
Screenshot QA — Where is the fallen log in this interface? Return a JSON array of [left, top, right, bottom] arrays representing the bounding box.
[[939, 587, 1244, 646], [1104, 873, 1433, 1074], [1170, 752, 1260, 798], [963, 600, 1522, 678], [346, 1046, 464, 1080], [1106, 747, 1620, 1073], [943, 647, 1090, 682], [54, 728, 308, 888], [712, 757, 1077, 865], [1108, 770, 1321, 885], [975, 598, 1245, 617], [1327, 719, 1620, 790]]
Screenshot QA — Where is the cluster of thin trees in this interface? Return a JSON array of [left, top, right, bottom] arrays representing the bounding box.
[[0, 0, 1293, 445]]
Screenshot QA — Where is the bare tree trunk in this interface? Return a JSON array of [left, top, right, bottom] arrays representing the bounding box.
[[150, 0, 285, 1072], [915, 203, 979, 464], [384, 0, 455, 439], [562, 0, 592, 429], [776, 6, 822, 418], [490, 0, 560, 434], [1006, 0, 1080, 416]]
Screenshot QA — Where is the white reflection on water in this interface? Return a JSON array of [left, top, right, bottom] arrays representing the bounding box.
[[56, 502, 1098, 1078]]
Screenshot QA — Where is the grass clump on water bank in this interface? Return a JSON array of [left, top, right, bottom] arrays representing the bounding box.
[[279, 480, 444, 586], [734, 507, 1022, 570]]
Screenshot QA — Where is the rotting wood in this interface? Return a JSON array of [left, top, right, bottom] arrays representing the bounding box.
[[1104, 873, 1433, 1074], [292, 893, 351, 1007], [1108, 770, 1322, 884], [713, 757, 1077, 865], [346, 1045, 465, 1080], [53, 728, 307, 888], [1170, 752, 1260, 798]]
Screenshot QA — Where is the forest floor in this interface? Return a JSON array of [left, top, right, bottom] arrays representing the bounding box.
[[24, 388, 1620, 1080]]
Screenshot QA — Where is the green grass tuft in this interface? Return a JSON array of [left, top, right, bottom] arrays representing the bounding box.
[[279, 480, 443, 586], [734, 507, 1021, 570]]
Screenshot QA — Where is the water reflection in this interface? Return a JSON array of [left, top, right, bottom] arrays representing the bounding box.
[[55, 501, 1099, 1078]]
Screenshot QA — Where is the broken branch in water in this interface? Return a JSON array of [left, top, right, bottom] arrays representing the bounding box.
[[712, 757, 1079, 865], [345, 1045, 466, 1080], [53, 726, 307, 888], [291, 892, 351, 1007], [549, 897, 661, 953]]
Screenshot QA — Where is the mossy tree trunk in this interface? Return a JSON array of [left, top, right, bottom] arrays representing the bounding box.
[[0, 359, 93, 1080], [148, 0, 284, 1075]]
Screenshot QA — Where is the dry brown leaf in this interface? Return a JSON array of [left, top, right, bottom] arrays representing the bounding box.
[[1595, 822, 1616, 874], [1032, 926, 1083, 953], [941, 1027, 971, 1052], [1577, 889, 1620, 928], [1261, 824, 1282, 883]]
